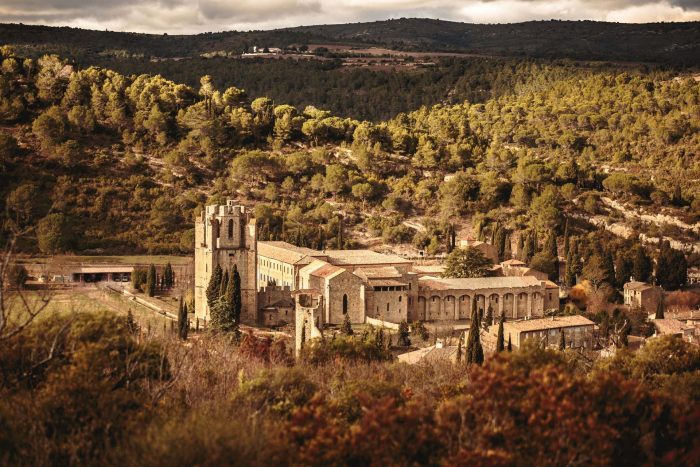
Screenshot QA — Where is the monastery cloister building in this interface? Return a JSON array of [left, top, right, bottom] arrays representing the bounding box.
[[194, 201, 560, 328]]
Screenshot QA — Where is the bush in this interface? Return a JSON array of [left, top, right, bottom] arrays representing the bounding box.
[[299, 335, 392, 365]]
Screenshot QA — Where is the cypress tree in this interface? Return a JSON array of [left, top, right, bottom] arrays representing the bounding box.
[[485, 303, 494, 329], [397, 320, 411, 346], [563, 218, 570, 257], [466, 299, 484, 365], [146, 264, 156, 297], [126, 308, 139, 335], [232, 265, 242, 325], [559, 329, 565, 350], [206, 264, 223, 309], [495, 226, 507, 262], [517, 233, 525, 261], [503, 233, 512, 260], [496, 313, 505, 352], [655, 298, 665, 319], [219, 269, 229, 300], [163, 263, 172, 288], [545, 231, 559, 280], [341, 313, 354, 335], [507, 334, 513, 352], [632, 245, 652, 282], [178, 296, 188, 340], [456, 333, 463, 363]]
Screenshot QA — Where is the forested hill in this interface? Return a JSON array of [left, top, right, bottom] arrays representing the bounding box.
[[1, 19, 699, 66]]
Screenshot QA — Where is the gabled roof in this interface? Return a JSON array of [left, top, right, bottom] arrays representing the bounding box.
[[496, 315, 595, 333], [325, 249, 411, 266], [300, 260, 346, 281], [501, 259, 526, 267], [354, 266, 403, 280], [257, 241, 327, 265], [654, 319, 694, 335], [419, 275, 542, 291], [624, 281, 655, 292]]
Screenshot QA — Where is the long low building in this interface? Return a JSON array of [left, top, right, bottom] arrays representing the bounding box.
[[416, 275, 559, 321], [489, 315, 596, 350]]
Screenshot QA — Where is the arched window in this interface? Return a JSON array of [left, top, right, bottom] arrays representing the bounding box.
[[342, 294, 348, 315], [228, 219, 234, 239]]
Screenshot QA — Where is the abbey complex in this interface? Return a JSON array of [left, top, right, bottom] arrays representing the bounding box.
[[195, 201, 561, 348]]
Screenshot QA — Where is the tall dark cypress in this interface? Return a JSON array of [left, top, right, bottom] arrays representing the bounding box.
[[206, 264, 223, 309], [496, 313, 505, 353], [178, 296, 189, 340], [219, 269, 229, 300], [146, 264, 156, 297], [466, 299, 484, 365], [655, 297, 665, 319], [232, 265, 242, 326]]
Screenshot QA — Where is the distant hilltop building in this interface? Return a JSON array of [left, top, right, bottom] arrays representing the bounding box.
[[194, 201, 257, 323]]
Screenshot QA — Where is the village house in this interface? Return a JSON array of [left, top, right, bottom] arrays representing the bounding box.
[[623, 281, 662, 312], [652, 319, 695, 343], [488, 315, 595, 350]]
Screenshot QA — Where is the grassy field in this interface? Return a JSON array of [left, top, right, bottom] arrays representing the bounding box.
[[5, 288, 174, 337]]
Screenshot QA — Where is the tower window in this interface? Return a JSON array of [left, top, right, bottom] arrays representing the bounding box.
[[228, 219, 234, 239], [342, 294, 348, 315]]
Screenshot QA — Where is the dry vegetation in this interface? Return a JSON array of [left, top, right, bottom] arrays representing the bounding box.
[[1, 308, 698, 466]]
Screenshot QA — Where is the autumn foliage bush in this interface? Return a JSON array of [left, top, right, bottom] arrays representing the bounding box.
[[1, 312, 698, 466]]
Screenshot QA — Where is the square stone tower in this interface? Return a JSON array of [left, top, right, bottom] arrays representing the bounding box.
[[194, 201, 257, 324]]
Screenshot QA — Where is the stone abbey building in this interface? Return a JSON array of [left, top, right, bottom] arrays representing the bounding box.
[[195, 201, 560, 329]]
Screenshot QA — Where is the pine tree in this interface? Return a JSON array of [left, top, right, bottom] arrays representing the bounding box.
[[146, 264, 156, 297], [206, 264, 223, 309], [559, 329, 566, 350], [496, 313, 505, 352], [397, 320, 411, 346], [341, 313, 354, 335], [507, 334, 513, 352], [178, 296, 188, 340]]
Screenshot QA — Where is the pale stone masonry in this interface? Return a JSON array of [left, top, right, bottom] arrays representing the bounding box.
[[488, 315, 595, 350], [194, 201, 257, 324], [417, 276, 554, 321], [194, 201, 561, 328], [623, 281, 662, 312]]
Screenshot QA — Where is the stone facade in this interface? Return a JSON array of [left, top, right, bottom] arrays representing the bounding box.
[[294, 290, 325, 356], [258, 285, 294, 326], [194, 201, 257, 324], [257, 241, 328, 289], [299, 260, 365, 325], [417, 276, 549, 321], [490, 315, 595, 349], [623, 281, 662, 312]]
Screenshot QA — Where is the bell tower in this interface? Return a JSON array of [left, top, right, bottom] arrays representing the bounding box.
[[194, 201, 257, 324]]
